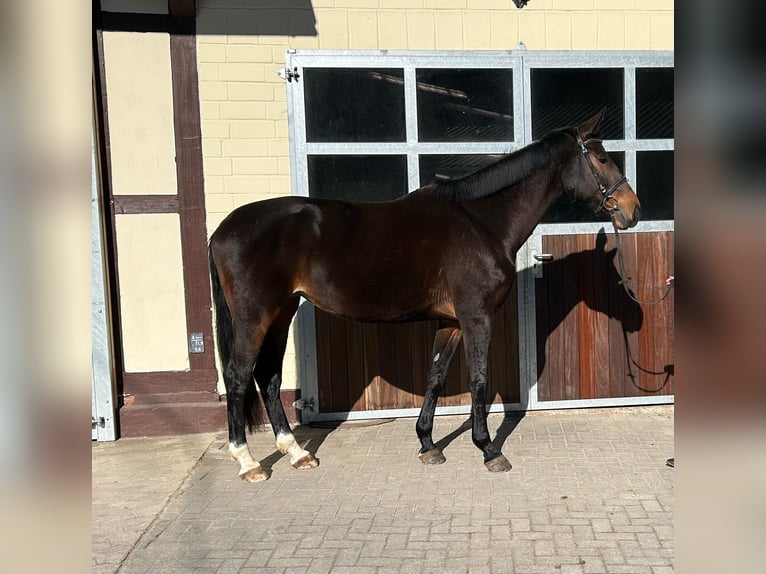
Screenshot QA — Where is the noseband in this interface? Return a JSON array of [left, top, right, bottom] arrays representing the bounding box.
[[575, 129, 627, 214]]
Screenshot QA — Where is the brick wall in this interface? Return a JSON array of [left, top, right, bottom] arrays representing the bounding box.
[[196, 0, 674, 391]]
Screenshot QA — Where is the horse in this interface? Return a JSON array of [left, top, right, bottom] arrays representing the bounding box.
[[208, 109, 641, 482]]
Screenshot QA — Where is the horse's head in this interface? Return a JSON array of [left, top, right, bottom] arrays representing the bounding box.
[[564, 109, 641, 229]]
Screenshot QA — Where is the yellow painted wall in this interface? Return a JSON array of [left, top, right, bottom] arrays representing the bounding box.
[[196, 0, 674, 391], [115, 214, 190, 372], [102, 29, 190, 373], [102, 31, 178, 196]]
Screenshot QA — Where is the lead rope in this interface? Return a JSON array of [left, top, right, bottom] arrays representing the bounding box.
[[611, 221, 674, 305], [620, 327, 674, 389], [613, 223, 675, 395]]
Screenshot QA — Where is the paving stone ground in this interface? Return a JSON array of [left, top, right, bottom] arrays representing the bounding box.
[[92, 406, 674, 574]]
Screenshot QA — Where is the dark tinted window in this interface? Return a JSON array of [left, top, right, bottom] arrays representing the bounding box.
[[419, 154, 505, 187], [636, 151, 673, 220], [636, 68, 674, 139], [308, 155, 408, 202], [304, 68, 406, 143], [416, 69, 514, 142], [541, 152, 626, 223], [531, 68, 624, 140]]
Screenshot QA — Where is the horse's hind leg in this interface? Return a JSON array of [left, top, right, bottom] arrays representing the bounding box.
[[226, 322, 270, 482], [254, 298, 319, 471], [416, 324, 462, 465]]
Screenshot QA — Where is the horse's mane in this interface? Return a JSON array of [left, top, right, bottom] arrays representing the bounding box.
[[422, 129, 574, 202]]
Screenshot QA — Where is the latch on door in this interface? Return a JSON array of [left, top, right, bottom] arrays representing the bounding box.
[[532, 252, 553, 278], [292, 397, 316, 412]]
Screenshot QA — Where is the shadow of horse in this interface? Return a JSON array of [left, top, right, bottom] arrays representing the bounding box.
[[535, 229, 643, 380], [267, 229, 669, 467]]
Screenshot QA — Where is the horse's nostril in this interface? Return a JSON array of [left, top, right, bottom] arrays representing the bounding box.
[[633, 205, 641, 222]]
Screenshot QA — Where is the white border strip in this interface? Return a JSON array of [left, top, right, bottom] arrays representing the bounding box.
[[306, 394, 673, 423]]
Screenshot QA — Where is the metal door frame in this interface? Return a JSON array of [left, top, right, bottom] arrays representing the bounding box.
[[287, 50, 526, 423], [519, 225, 674, 412], [92, 126, 117, 441], [518, 51, 674, 410], [285, 50, 674, 423]]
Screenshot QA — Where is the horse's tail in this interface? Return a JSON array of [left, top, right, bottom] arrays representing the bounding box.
[[208, 246, 263, 431]]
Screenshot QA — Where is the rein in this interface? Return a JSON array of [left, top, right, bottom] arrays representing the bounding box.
[[611, 221, 674, 306]]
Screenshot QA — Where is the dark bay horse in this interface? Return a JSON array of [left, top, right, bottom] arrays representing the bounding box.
[[208, 110, 640, 482]]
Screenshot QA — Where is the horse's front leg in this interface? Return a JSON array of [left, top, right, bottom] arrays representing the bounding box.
[[462, 317, 512, 472], [416, 325, 462, 465]]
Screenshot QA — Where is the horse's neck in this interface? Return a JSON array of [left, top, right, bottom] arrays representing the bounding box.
[[464, 166, 563, 261]]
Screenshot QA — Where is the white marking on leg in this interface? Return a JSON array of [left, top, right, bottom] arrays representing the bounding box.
[[276, 432, 311, 466], [229, 442, 262, 476]]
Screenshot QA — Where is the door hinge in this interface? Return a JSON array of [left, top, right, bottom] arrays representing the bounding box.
[[292, 397, 315, 412], [278, 67, 300, 83]]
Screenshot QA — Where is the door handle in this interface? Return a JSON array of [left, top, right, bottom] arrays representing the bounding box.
[[532, 252, 553, 278]]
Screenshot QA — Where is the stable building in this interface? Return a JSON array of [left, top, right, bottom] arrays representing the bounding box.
[[92, 0, 674, 440]]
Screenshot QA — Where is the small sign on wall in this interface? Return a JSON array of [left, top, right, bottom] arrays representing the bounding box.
[[189, 332, 205, 354]]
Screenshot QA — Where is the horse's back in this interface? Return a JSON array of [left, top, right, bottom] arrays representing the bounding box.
[[211, 196, 320, 244], [209, 194, 466, 320], [211, 193, 453, 255]]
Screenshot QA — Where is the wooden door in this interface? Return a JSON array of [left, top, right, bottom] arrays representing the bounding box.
[[314, 283, 520, 416], [534, 231, 674, 402]]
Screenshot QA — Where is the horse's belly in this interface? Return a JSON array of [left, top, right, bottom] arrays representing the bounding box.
[[296, 273, 442, 323], [301, 291, 427, 323]]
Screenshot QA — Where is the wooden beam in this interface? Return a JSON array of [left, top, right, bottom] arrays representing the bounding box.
[[112, 195, 179, 214], [98, 11, 168, 33], [168, 12, 217, 374], [168, 0, 196, 21]]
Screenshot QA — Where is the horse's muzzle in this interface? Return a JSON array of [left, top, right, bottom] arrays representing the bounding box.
[[613, 204, 640, 230]]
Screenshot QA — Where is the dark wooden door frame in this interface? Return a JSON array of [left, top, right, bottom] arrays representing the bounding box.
[[94, 2, 222, 434]]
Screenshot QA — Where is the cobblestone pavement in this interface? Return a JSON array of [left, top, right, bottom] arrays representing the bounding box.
[[92, 406, 674, 574]]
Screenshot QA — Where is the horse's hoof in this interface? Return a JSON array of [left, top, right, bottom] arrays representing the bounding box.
[[292, 453, 319, 470], [419, 448, 446, 465], [484, 455, 512, 472], [240, 466, 270, 482]]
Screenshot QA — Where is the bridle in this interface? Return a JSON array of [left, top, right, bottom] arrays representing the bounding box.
[[575, 129, 626, 214], [573, 129, 674, 306]]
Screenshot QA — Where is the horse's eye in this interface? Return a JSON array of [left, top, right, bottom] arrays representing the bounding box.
[[597, 154, 608, 164]]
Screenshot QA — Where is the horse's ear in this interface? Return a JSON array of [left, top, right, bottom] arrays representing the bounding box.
[[595, 229, 607, 251], [595, 228, 617, 259], [579, 107, 607, 139]]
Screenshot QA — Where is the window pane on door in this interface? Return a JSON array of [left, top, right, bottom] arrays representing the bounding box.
[[416, 69, 514, 142], [636, 151, 674, 220], [308, 155, 408, 202], [541, 152, 625, 223], [531, 68, 624, 140], [418, 154, 505, 187], [304, 68, 406, 143], [636, 68, 674, 139]]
